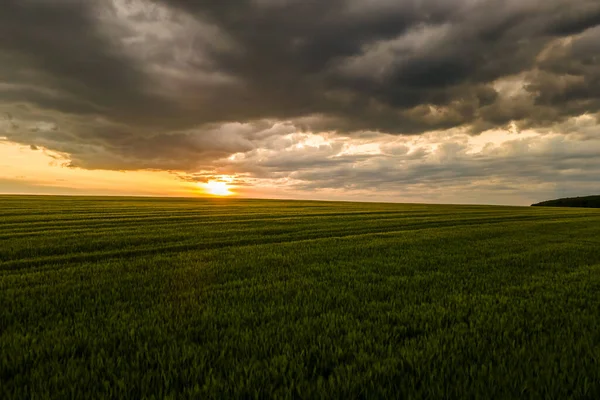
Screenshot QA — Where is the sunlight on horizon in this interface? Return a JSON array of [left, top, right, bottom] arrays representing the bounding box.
[[201, 180, 234, 196]]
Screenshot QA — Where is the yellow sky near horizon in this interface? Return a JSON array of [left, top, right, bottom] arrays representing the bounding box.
[[0, 141, 303, 200], [0, 139, 414, 203], [2, 123, 595, 206], [0, 141, 202, 196]]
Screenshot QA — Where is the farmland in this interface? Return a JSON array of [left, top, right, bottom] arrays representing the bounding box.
[[2, 195, 600, 398]]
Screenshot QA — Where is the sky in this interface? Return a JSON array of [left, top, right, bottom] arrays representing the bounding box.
[[1, 0, 600, 205]]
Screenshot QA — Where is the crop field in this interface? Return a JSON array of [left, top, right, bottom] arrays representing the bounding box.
[[2, 195, 600, 398]]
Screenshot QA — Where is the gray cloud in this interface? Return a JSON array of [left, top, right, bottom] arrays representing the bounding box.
[[213, 129, 600, 204], [158, 0, 600, 131], [1, 0, 600, 198]]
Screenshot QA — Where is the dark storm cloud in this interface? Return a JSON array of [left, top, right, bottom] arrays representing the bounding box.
[[0, 1, 164, 117], [1, 0, 600, 171], [160, 0, 600, 130]]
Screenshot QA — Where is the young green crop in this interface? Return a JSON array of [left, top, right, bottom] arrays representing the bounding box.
[[2, 195, 600, 398]]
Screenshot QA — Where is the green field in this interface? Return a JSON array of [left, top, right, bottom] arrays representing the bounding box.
[[2, 196, 600, 398]]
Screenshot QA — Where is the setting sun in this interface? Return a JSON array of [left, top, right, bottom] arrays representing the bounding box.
[[202, 180, 233, 196]]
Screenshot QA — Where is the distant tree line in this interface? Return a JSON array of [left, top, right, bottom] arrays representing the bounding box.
[[532, 195, 600, 208]]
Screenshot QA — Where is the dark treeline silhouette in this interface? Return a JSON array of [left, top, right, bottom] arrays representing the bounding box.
[[532, 195, 600, 208]]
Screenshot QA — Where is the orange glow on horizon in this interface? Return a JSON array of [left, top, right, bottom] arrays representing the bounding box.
[[202, 180, 233, 196]]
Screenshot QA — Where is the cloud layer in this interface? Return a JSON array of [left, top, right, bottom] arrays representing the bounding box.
[[1, 0, 600, 202]]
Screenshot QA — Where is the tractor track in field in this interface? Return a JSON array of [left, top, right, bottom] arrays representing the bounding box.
[[2, 214, 597, 274]]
